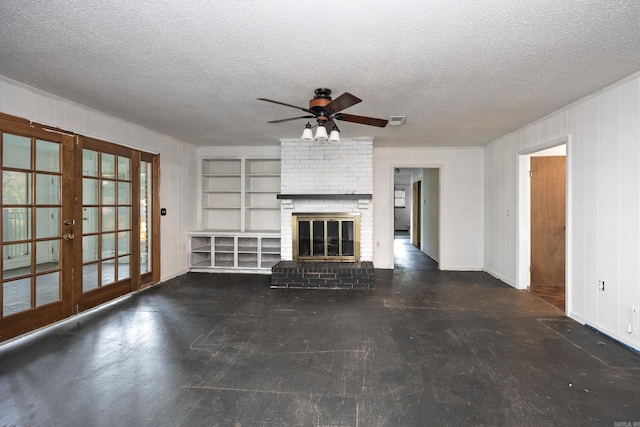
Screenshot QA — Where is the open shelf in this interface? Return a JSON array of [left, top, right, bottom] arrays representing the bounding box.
[[189, 232, 281, 274], [200, 158, 280, 232]]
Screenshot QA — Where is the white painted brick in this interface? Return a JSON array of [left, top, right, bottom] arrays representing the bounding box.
[[279, 138, 374, 262]]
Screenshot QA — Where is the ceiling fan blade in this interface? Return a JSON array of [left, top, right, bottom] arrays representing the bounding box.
[[325, 92, 362, 113], [258, 98, 313, 113], [325, 119, 340, 132], [335, 113, 388, 127], [267, 115, 314, 123]]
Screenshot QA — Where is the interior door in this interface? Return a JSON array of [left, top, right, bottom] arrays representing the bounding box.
[[530, 156, 566, 288]]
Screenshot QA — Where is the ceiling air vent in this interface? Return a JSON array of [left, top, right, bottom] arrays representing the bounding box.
[[388, 116, 406, 126]]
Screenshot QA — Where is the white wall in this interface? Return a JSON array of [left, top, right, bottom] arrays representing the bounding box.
[[373, 147, 484, 270], [0, 76, 198, 282], [484, 71, 640, 352]]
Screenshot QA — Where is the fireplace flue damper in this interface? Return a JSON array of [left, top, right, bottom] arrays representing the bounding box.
[[292, 213, 360, 262]]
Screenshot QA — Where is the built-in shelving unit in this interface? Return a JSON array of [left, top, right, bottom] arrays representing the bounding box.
[[188, 232, 281, 274], [245, 159, 281, 232], [201, 159, 242, 231], [200, 158, 280, 232], [193, 157, 281, 273]]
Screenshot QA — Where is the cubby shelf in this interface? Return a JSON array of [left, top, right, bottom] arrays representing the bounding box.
[[188, 232, 281, 274]]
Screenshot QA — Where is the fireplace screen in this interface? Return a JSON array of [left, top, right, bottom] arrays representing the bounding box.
[[293, 213, 360, 262]]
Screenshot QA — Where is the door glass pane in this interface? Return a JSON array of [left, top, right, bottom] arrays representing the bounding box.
[[36, 208, 59, 239], [102, 154, 115, 179], [3, 134, 31, 169], [3, 171, 31, 204], [342, 221, 354, 256], [117, 256, 130, 280], [35, 174, 60, 204], [82, 207, 98, 233], [102, 180, 115, 204], [118, 157, 130, 180], [3, 278, 31, 316], [3, 208, 31, 242], [83, 178, 99, 205], [102, 260, 115, 286], [82, 264, 99, 292], [118, 231, 130, 255], [82, 149, 98, 176], [117, 182, 130, 204], [3, 243, 31, 279], [36, 140, 60, 172], [101, 207, 115, 232], [298, 220, 310, 257], [36, 240, 60, 272], [36, 272, 59, 307], [313, 221, 324, 256], [327, 221, 339, 256], [82, 235, 99, 262], [140, 161, 151, 274], [102, 233, 115, 259], [118, 207, 130, 230]]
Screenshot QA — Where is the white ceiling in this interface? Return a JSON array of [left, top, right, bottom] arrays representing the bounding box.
[[1, 1, 639, 148]]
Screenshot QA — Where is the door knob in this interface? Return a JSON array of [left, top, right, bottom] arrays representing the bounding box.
[[63, 233, 75, 240]]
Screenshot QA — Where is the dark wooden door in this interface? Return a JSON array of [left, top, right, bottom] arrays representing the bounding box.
[[0, 117, 75, 339], [530, 156, 566, 287]]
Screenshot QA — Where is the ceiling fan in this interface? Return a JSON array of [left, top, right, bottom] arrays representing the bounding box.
[[258, 88, 388, 141]]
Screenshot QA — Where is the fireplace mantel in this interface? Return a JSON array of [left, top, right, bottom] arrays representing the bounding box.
[[276, 194, 372, 200]]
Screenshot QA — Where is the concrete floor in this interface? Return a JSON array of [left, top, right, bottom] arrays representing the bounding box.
[[1, 238, 640, 426]]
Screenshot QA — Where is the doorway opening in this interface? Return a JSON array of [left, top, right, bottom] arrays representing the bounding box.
[[393, 167, 439, 270], [518, 143, 567, 311]]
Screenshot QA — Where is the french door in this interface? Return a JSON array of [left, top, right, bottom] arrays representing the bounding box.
[[0, 115, 159, 341]]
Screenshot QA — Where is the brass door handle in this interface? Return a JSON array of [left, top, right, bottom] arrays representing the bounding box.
[[63, 233, 75, 240]]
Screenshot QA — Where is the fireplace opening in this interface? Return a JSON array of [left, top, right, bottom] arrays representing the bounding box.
[[293, 213, 360, 262]]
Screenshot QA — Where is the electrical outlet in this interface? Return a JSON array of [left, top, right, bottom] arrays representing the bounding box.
[[598, 280, 605, 291]]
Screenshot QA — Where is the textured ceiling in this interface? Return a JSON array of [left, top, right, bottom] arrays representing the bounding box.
[[1, 0, 639, 147]]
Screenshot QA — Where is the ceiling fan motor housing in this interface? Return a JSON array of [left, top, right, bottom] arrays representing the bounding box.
[[310, 88, 333, 120]]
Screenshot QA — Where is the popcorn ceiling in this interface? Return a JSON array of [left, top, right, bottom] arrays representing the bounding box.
[[0, 0, 639, 148]]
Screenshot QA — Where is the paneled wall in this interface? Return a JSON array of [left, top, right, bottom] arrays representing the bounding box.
[[484, 72, 640, 352], [0, 76, 198, 281]]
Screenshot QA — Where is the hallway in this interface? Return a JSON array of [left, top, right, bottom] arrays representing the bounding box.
[[1, 265, 639, 425], [393, 232, 438, 270]]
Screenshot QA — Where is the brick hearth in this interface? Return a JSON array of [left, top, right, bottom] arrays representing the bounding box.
[[271, 261, 374, 289]]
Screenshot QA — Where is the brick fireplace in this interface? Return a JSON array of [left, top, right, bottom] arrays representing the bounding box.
[[271, 137, 374, 289]]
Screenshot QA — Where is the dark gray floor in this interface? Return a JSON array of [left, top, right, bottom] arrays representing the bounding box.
[[1, 238, 640, 426]]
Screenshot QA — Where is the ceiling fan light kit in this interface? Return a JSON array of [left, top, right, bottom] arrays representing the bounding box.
[[301, 122, 314, 141], [315, 124, 328, 141], [328, 125, 341, 143], [258, 88, 388, 142]]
